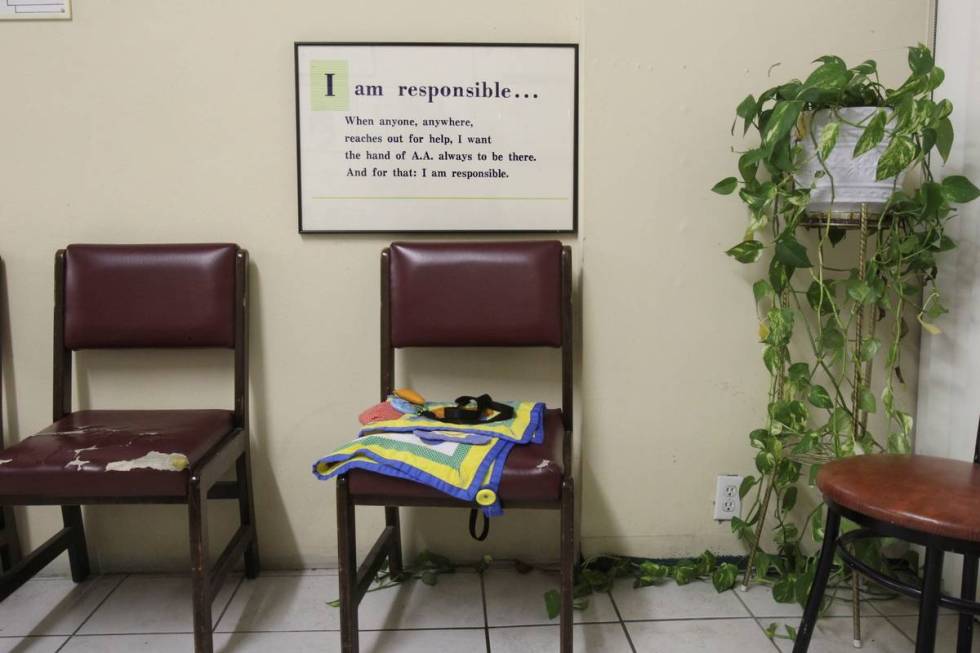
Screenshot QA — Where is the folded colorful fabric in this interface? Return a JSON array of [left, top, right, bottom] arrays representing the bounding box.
[[313, 398, 545, 516]]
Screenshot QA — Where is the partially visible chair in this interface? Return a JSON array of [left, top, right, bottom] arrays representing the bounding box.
[[336, 241, 575, 653], [0, 244, 259, 653], [795, 416, 980, 653], [0, 255, 23, 572]]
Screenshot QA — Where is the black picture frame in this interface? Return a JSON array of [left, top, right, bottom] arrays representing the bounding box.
[[294, 42, 579, 234]]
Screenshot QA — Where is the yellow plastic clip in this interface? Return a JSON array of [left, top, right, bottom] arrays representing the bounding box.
[[476, 488, 497, 506], [394, 388, 426, 405]]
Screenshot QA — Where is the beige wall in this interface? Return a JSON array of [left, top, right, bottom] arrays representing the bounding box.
[[0, 0, 930, 573]]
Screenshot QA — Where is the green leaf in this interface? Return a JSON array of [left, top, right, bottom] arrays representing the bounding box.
[[858, 337, 881, 361], [775, 236, 812, 268], [762, 345, 780, 374], [725, 239, 764, 263], [806, 280, 835, 315], [544, 589, 561, 619], [936, 117, 953, 162], [782, 486, 798, 512], [853, 110, 887, 157], [673, 565, 696, 586], [819, 324, 844, 352], [712, 563, 738, 592], [769, 258, 792, 294], [712, 177, 739, 195], [638, 561, 669, 581], [788, 362, 810, 384], [420, 570, 438, 586], [738, 149, 765, 183], [735, 94, 757, 135], [808, 385, 833, 409], [762, 101, 803, 148], [850, 59, 877, 76], [798, 61, 850, 103], [846, 280, 874, 304], [817, 121, 840, 161], [858, 387, 877, 414], [752, 280, 773, 303], [772, 577, 796, 603], [908, 44, 934, 75], [876, 135, 917, 180], [941, 175, 980, 203], [739, 475, 757, 499]]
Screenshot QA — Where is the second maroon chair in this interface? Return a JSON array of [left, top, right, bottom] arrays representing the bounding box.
[[336, 241, 576, 653]]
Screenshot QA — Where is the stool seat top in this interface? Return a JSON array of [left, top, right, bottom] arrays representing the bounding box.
[[819, 454, 980, 543]]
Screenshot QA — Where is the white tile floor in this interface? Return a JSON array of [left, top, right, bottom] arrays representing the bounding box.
[[0, 568, 976, 652]]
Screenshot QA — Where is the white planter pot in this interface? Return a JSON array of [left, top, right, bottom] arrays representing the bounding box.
[[794, 107, 904, 215]]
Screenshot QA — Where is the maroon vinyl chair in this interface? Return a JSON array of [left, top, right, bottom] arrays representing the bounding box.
[[0, 256, 23, 572], [0, 244, 259, 653], [336, 241, 575, 653]]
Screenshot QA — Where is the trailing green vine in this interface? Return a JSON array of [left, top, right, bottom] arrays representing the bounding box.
[[712, 44, 979, 606]]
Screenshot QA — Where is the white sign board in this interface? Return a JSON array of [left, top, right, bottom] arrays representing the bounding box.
[[295, 43, 577, 232], [0, 0, 70, 20]]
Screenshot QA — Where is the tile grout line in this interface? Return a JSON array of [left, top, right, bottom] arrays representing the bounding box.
[[479, 572, 492, 653], [54, 573, 129, 653], [731, 589, 782, 652], [212, 574, 246, 633], [607, 590, 637, 653]]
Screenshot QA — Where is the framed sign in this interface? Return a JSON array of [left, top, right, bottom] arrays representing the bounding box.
[[295, 43, 578, 233]]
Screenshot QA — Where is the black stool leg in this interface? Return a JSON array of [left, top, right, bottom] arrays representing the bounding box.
[[916, 546, 944, 653], [793, 507, 841, 653], [957, 554, 978, 653]]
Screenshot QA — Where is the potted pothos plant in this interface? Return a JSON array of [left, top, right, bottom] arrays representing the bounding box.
[[712, 44, 980, 605]]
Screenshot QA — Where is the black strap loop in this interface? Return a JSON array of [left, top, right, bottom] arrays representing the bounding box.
[[468, 508, 490, 541], [422, 394, 514, 425]]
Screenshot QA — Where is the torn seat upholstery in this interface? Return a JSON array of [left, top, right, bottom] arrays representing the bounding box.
[[0, 410, 235, 498]]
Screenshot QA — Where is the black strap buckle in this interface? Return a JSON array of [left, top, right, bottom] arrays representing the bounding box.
[[421, 394, 514, 425]]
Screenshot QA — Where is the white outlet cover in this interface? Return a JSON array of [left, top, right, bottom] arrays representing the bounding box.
[[713, 475, 743, 521]]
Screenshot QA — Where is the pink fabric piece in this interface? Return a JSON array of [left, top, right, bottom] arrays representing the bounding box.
[[358, 401, 403, 425]]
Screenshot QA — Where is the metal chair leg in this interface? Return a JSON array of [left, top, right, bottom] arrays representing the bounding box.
[[60, 505, 90, 583], [560, 478, 575, 653], [852, 571, 862, 648], [794, 507, 842, 652], [385, 506, 403, 577], [188, 478, 213, 653], [957, 554, 978, 653], [916, 546, 944, 653], [236, 452, 260, 579], [337, 476, 359, 653]]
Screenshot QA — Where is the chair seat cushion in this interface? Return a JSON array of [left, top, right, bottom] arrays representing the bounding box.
[[818, 454, 980, 542], [349, 408, 565, 503], [0, 410, 235, 499]]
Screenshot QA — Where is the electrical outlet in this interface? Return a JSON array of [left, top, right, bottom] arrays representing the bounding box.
[[713, 474, 743, 521]]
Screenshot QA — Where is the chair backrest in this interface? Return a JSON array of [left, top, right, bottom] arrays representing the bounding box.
[[63, 244, 239, 350], [387, 241, 564, 347], [54, 244, 248, 423], [381, 241, 572, 422]]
